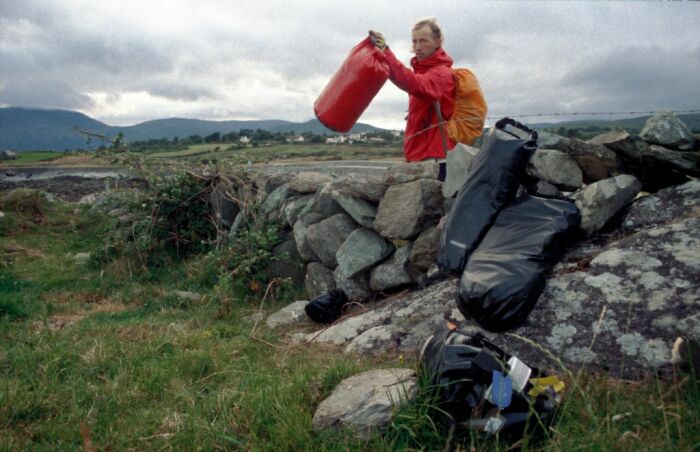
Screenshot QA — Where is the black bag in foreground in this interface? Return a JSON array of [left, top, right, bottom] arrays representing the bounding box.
[[457, 195, 580, 332], [419, 328, 560, 448], [438, 118, 538, 276]]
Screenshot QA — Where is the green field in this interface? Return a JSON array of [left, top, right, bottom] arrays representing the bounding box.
[[1, 151, 64, 165]]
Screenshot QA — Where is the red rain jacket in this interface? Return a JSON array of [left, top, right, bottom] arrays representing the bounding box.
[[380, 47, 455, 162]]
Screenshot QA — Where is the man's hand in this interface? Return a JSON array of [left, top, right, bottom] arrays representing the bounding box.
[[369, 30, 386, 51]]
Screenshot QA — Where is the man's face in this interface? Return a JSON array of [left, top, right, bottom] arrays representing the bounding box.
[[412, 25, 440, 61]]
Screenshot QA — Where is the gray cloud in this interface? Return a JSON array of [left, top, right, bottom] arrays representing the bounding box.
[[1, 1, 699, 128]]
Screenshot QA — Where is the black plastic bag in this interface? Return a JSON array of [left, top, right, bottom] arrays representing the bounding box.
[[419, 328, 559, 448], [438, 118, 538, 276], [305, 288, 348, 323], [457, 195, 580, 332]]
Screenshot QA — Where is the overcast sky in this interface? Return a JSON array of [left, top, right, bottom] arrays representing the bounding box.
[[1, 0, 699, 130]]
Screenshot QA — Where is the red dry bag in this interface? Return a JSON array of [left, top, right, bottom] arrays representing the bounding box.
[[314, 37, 389, 133]]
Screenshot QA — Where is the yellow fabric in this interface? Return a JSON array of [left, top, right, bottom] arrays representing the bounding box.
[[446, 68, 487, 145], [527, 376, 566, 397]]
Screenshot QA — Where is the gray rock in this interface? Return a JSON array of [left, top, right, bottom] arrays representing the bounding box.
[[0, 150, 17, 160], [284, 194, 314, 227], [537, 130, 571, 151], [336, 229, 395, 278], [261, 185, 292, 222], [330, 173, 387, 203], [370, 244, 413, 291], [443, 143, 479, 198], [306, 213, 359, 268], [345, 325, 402, 354], [640, 111, 696, 150], [527, 148, 583, 190], [287, 172, 334, 194], [263, 239, 306, 287], [299, 184, 345, 219], [334, 267, 372, 301], [623, 179, 700, 232], [254, 173, 294, 199], [312, 368, 416, 439], [567, 139, 624, 182], [374, 179, 444, 240], [305, 262, 336, 299], [331, 190, 377, 228], [646, 145, 700, 177], [266, 300, 309, 329], [309, 279, 462, 351], [533, 180, 561, 198], [573, 175, 642, 235], [107, 208, 128, 217], [0, 211, 5, 219], [409, 226, 440, 272], [293, 212, 324, 262], [384, 161, 437, 186]]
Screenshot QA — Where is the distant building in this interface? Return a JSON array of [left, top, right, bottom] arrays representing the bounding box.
[[239, 136, 251, 144], [391, 130, 402, 138], [0, 150, 17, 160], [325, 135, 346, 144], [286, 135, 305, 143]]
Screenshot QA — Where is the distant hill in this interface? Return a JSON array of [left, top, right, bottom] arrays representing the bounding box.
[[0, 107, 387, 151], [527, 113, 700, 133]]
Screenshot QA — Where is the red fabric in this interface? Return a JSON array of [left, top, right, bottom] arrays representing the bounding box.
[[380, 47, 455, 161], [314, 37, 390, 133]]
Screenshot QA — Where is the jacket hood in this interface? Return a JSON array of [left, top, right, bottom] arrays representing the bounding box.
[[410, 48, 453, 72]]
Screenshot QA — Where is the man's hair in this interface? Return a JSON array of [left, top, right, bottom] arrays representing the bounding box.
[[412, 17, 443, 44]]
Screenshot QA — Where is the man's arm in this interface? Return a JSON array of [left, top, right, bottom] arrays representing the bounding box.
[[381, 48, 452, 101]]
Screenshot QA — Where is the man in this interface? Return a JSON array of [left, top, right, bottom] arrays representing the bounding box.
[[371, 19, 455, 181]]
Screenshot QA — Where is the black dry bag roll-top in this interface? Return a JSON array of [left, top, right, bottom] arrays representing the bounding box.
[[438, 118, 538, 276]]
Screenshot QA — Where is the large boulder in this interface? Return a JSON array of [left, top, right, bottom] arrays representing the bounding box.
[[287, 172, 335, 194], [305, 262, 336, 299], [331, 190, 378, 228], [333, 267, 372, 301], [261, 185, 293, 222], [443, 143, 479, 198], [527, 148, 583, 190], [373, 179, 443, 240], [330, 173, 387, 203], [408, 225, 440, 272], [312, 368, 416, 439], [383, 162, 437, 186], [537, 130, 571, 152], [266, 300, 309, 329], [336, 228, 395, 278], [567, 139, 624, 182], [293, 212, 324, 262], [640, 111, 696, 151], [284, 194, 314, 227], [623, 179, 700, 233], [573, 174, 642, 235], [306, 213, 359, 268], [298, 184, 345, 219], [370, 244, 413, 291], [645, 145, 700, 177]]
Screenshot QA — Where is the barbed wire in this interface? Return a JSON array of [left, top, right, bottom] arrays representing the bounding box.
[[403, 108, 700, 143]]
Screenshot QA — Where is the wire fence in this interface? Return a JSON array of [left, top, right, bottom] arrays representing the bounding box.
[[403, 108, 700, 143]]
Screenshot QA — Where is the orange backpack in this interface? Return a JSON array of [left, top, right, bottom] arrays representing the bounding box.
[[436, 68, 488, 146]]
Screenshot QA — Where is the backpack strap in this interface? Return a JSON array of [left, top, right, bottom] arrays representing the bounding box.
[[434, 101, 449, 153]]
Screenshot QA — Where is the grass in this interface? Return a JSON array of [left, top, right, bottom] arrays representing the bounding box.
[[0, 188, 698, 450]]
